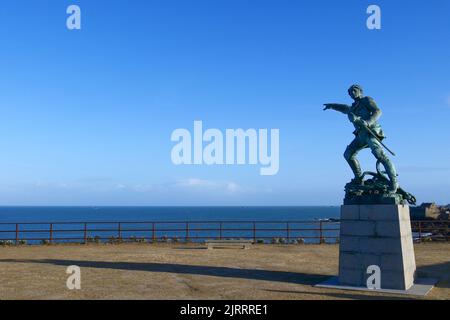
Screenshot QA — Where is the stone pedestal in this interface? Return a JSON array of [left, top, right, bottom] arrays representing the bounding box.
[[339, 204, 416, 290]]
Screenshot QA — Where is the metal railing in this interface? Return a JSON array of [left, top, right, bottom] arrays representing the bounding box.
[[0, 220, 340, 245], [0, 220, 447, 245], [411, 220, 450, 242]]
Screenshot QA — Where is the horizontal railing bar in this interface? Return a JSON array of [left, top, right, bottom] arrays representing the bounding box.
[[0, 236, 341, 240], [0, 227, 341, 233], [0, 220, 343, 225], [0, 229, 337, 232]]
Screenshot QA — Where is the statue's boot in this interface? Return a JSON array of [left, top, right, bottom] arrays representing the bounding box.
[[381, 158, 399, 193], [346, 157, 363, 184]]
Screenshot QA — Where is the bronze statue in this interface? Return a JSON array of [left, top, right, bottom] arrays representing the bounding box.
[[324, 85, 415, 205]]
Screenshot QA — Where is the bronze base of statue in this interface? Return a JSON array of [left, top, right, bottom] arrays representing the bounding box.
[[344, 167, 416, 206], [344, 193, 403, 205]]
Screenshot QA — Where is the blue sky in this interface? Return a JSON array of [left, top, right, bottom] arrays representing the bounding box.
[[0, 0, 449, 205]]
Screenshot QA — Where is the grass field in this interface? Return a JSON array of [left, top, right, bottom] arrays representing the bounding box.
[[0, 242, 448, 300]]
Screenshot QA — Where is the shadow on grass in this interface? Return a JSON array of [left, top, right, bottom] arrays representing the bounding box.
[[416, 261, 450, 289], [0, 259, 330, 286], [262, 289, 412, 300]]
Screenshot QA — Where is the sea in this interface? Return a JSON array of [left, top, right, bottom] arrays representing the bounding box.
[[0, 206, 339, 222], [0, 206, 340, 244]]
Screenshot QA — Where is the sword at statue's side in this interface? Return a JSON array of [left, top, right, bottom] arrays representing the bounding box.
[[349, 112, 397, 157]]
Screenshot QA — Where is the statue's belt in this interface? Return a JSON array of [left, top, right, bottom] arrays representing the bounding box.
[[353, 127, 384, 140]]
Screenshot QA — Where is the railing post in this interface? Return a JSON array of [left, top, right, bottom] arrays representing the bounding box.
[[253, 222, 256, 243], [319, 221, 323, 244], [15, 223, 19, 245], [219, 222, 222, 240], [186, 222, 189, 242], [152, 222, 156, 242], [49, 223, 53, 244], [117, 222, 122, 240], [84, 223, 88, 244], [287, 222, 290, 243]]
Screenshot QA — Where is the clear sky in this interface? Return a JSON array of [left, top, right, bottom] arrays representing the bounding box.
[[0, 0, 449, 206]]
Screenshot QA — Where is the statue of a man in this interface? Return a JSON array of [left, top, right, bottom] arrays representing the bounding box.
[[324, 84, 398, 193]]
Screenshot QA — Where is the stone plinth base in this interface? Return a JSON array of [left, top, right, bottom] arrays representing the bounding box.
[[316, 277, 436, 297], [339, 204, 416, 290]]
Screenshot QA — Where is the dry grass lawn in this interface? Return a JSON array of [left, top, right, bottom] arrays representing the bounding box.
[[0, 242, 448, 300]]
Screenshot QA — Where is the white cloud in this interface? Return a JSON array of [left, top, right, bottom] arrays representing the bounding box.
[[226, 182, 242, 193], [132, 184, 169, 193], [175, 178, 244, 194], [33, 180, 127, 192], [30, 178, 246, 197], [175, 178, 218, 188]]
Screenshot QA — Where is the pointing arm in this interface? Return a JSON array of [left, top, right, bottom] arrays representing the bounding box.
[[323, 103, 351, 114]]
